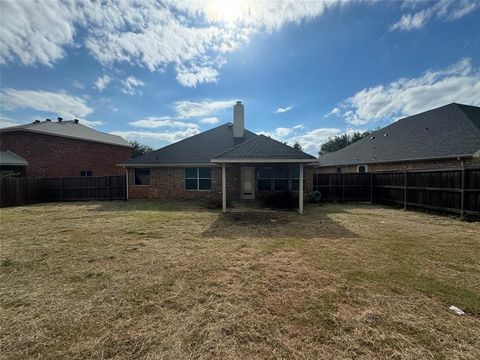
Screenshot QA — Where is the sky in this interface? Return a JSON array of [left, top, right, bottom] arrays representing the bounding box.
[[1, 0, 479, 155]]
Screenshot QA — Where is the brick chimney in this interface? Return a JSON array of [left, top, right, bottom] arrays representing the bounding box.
[[233, 101, 244, 140]]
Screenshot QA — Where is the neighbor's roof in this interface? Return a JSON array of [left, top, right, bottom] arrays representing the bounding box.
[[212, 134, 316, 161], [318, 103, 480, 167], [0, 150, 28, 166], [0, 120, 132, 148], [123, 123, 257, 165]]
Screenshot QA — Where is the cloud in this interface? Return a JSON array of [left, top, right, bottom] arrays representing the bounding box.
[[120, 76, 145, 95], [275, 105, 293, 114], [1, 88, 93, 118], [274, 127, 293, 137], [110, 128, 200, 147], [175, 99, 236, 119], [129, 117, 198, 129], [0, 116, 21, 129], [72, 80, 85, 89], [391, 0, 480, 31], [287, 128, 342, 155], [200, 117, 219, 124], [78, 119, 105, 127], [94, 75, 112, 91], [324, 107, 341, 117], [331, 58, 480, 125], [0, 0, 347, 87]]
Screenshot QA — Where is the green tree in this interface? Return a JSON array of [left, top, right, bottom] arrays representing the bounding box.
[[293, 141, 302, 150], [130, 140, 154, 158], [318, 130, 371, 156]]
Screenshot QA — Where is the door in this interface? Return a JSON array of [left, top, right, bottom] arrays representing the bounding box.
[[240, 167, 255, 199]]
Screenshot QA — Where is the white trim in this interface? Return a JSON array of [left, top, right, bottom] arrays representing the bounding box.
[[211, 158, 314, 164], [299, 163, 304, 215], [125, 168, 129, 200], [120, 163, 218, 168], [357, 164, 368, 173], [222, 164, 227, 213]]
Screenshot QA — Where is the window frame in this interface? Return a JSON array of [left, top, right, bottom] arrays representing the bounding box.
[[134, 168, 151, 186], [185, 167, 212, 191], [80, 170, 92, 177], [257, 167, 273, 191], [290, 166, 306, 191], [274, 166, 289, 192], [357, 165, 368, 173]]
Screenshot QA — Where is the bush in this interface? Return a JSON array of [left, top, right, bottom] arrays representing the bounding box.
[[260, 190, 299, 210]]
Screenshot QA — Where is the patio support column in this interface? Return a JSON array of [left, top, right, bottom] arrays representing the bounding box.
[[299, 163, 304, 214], [222, 163, 227, 213]]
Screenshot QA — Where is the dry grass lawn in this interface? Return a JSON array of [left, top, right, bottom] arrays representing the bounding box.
[[1, 201, 479, 359]]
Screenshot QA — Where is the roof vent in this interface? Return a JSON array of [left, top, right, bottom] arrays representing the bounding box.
[[74, 119, 79, 124], [370, 136, 375, 140], [425, 127, 429, 131], [57, 117, 63, 122], [384, 133, 388, 137], [46, 118, 51, 122], [33, 120, 41, 124]]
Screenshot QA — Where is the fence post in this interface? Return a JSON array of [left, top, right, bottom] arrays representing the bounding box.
[[403, 170, 407, 210], [370, 172, 373, 203], [108, 176, 111, 201], [460, 164, 465, 218], [59, 178, 63, 201], [342, 173, 345, 202]]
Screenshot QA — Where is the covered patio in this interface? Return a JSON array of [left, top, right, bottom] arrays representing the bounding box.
[[211, 135, 316, 214]]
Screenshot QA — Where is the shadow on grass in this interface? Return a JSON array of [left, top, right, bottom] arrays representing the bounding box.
[[202, 208, 358, 240]]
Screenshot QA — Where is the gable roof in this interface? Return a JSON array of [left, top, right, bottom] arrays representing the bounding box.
[[318, 103, 480, 167], [0, 150, 28, 166], [123, 123, 257, 165], [212, 134, 316, 162], [0, 120, 132, 148]]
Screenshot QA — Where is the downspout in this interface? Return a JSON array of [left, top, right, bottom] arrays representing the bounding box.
[[124, 166, 129, 201], [457, 157, 465, 218]]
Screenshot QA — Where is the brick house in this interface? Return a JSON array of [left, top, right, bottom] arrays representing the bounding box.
[[0, 119, 132, 177], [317, 103, 480, 173], [121, 102, 316, 213]]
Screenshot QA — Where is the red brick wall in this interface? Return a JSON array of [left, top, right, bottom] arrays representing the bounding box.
[[0, 131, 132, 177], [316, 158, 473, 173], [128, 165, 314, 200]]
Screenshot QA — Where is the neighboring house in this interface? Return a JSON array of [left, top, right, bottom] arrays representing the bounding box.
[[121, 101, 316, 213], [317, 103, 480, 173], [0, 119, 132, 177], [0, 150, 28, 177]]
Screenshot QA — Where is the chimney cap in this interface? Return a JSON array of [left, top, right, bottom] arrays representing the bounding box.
[[236, 100, 242, 105], [74, 119, 79, 124]]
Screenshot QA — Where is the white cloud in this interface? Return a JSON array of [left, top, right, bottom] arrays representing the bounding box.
[[391, 0, 480, 31], [110, 128, 200, 147], [72, 80, 85, 89], [287, 128, 342, 155], [1, 88, 93, 119], [293, 124, 304, 129], [332, 58, 480, 125], [0, 116, 21, 129], [274, 127, 293, 137], [129, 117, 198, 129], [0, 0, 347, 87], [324, 107, 341, 117], [275, 105, 293, 113], [200, 117, 219, 124], [94, 75, 112, 91], [175, 99, 236, 119], [78, 119, 105, 127], [120, 76, 145, 95]]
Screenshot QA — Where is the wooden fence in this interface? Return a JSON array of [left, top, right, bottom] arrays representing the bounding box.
[[0, 175, 126, 207], [314, 167, 480, 217]]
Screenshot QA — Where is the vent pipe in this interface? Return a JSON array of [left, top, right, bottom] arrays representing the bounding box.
[[57, 117, 63, 122]]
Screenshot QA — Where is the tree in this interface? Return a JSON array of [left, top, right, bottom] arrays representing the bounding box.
[[130, 140, 153, 158], [318, 130, 371, 156], [293, 141, 302, 151]]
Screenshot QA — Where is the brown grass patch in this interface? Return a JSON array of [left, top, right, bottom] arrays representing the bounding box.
[[0, 201, 479, 359]]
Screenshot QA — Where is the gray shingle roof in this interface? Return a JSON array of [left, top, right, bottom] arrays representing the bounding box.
[[0, 150, 28, 166], [318, 103, 480, 167], [0, 120, 132, 148], [213, 134, 316, 160], [123, 123, 258, 165]]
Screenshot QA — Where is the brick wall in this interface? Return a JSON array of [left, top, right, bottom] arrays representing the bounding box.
[[128, 165, 314, 201], [317, 158, 474, 173], [0, 131, 132, 177]]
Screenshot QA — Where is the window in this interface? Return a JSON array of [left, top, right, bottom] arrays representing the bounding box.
[[185, 167, 211, 191], [274, 166, 289, 191], [257, 167, 272, 191], [336, 166, 342, 173], [134, 168, 150, 185], [290, 167, 306, 191], [357, 165, 368, 173], [80, 170, 92, 177]]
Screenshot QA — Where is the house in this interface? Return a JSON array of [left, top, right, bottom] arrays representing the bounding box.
[[317, 103, 480, 173], [0, 119, 132, 177], [121, 101, 316, 213], [0, 150, 28, 177]]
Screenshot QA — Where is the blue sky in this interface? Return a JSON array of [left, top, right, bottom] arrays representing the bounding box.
[[1, 0, 479, 155]]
